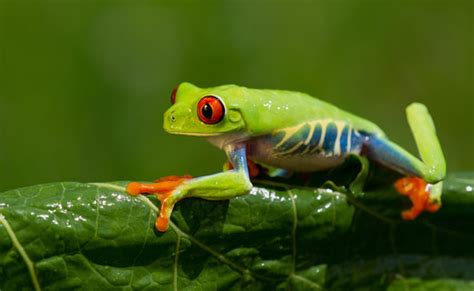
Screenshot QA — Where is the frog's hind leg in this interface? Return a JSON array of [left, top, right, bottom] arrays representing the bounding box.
[[362, 103, 446, 219]]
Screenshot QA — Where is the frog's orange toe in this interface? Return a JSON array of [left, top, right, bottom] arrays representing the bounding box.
[[401, 208, 422, 220], [426, 202, 441, 213], [156, 216, 169, 232], [395, 177, 441, 220], [126, 182, 143, 196]]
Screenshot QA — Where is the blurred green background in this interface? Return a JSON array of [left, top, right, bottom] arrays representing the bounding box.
[[0, 1, 472, 192]]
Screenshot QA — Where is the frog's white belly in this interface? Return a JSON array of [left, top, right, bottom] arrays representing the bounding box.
[[246, 137, 348, 172]]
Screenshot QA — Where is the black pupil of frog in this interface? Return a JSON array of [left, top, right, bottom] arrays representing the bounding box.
[[202, 103, 213, 119]]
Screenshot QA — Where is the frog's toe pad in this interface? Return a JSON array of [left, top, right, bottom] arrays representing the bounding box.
[[401, 209, 421, 220], [155, 216, 169, 232], [426, 202, 441, 213], [395, 177, 441, 220], [126, 182, 143, 196]]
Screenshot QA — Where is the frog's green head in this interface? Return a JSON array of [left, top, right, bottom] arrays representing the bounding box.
[[163, 82, 246, 136]]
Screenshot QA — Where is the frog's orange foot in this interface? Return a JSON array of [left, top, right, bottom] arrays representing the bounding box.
[[126, 175, 192, 196], [394, 177, 441, 220], [126, 175, 192, 232]]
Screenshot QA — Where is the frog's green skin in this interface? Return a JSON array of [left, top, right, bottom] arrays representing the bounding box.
[[158, 82, 446, 229]]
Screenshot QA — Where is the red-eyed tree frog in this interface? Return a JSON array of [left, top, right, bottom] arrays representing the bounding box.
[[127, 82, 446, 232]]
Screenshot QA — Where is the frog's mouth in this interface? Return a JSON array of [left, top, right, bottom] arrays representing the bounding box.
[[163, 129, 223, 137], [163, 119, 241, 137]]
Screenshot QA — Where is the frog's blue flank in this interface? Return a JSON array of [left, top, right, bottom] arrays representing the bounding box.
[[271, 120, 364, 157]]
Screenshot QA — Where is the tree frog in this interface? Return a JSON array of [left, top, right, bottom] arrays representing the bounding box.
[[127, 82, 446, 232]]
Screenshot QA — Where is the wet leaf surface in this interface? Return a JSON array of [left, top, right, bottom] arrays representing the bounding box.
[[1, 173, 474, 290]]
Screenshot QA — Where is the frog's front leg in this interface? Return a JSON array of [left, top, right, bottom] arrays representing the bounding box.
[[223, 158, 293, 179], [223, 158, 262, 178], [127, 144, 252, 232], [363, 103, 446, 220]]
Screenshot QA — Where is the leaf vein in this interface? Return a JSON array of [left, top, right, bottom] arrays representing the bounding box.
[[0, 214, 41, 291], [291, 274, 323, 290], [287, 189, 298, 275]]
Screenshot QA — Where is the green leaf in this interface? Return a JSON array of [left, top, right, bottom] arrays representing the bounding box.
[[388, 278, 474, 291], [1, 173, 474, 290]]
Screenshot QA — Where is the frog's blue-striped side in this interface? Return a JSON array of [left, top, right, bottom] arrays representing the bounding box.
[[270, 120, 363, 157]]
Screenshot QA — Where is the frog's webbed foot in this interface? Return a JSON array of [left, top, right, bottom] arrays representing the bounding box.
[[395, 177, 441, 220], [126, 175, 193, 231]]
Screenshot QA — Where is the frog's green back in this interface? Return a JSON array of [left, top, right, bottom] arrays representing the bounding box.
[[209, 84, 386, 137]]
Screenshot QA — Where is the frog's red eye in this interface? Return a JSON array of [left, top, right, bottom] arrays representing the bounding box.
[[170, 86, 178, 105], [197, 96, 225, 124]]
